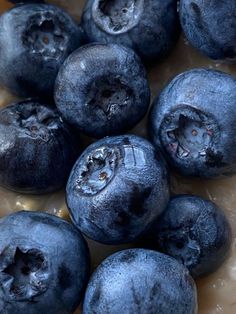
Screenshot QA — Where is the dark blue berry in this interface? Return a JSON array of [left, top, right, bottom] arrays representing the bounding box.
[[149, 68, 236, 178], [148, 195, 231, 278], [66, 135, 169, 244], [82, 249, 197, 314], [54, 43, 150, 138], [179, 0, 236, 61], [0, 211, 90, 314], [0, 3, 82, 98], [81, 0, 180, 61], [0, 100, 79, 194]]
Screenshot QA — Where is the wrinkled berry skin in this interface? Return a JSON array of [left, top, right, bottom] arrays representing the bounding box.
[[148, 195, 231, 278], [82, 249, 197, 314], [0, 100, 79, 194], [55, 43, 150, 138], [67, 135, 169, 244], [0, 4, 82, 98], [81, 0, 180, 61], [149, 68, 236, 178], [0, 211, 90, 314], [179, 0, 236, 61]]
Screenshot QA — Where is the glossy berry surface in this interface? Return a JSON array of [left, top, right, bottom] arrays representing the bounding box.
[[0, 100, 79, 194], [81, 0, 180, 61], [0, 3, 82, 98], [0, 211, 90, 314], [55, 43, 150, 138], [66, 135, 169, 244], [149, 195, 231, 278], [82, 249, 197, 314], [149, 68, 236, 178], [179, 0, 236, 61]]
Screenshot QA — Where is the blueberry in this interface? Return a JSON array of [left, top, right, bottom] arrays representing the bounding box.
[[0, 3, 82, 98], [82, 248, 197, 314], [179, 0, 236, 61], [81, 0, 180, 61], [149, 68, 236, 178], [148, 195, 232, 278], [0, 211, 90, 314], [54, 43, 150, 138], [66, 135, 169, 244], [0, 100, 79, 194]]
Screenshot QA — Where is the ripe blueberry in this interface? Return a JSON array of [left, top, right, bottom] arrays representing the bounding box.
[[0, 3, 83, 98], [149, 68, 236, 178], [66, 135, 169, 244], [0, 211, 90, 314], [0, 100, 79, 194], [179, 0, 236, 61], [81, 0, 180, 61], [82, 249, 197, 314], [55, 43, 150, 138], [148, 195, 232, 278]]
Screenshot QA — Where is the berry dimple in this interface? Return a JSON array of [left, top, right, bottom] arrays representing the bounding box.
[[160, 106, 220, 162], [76, 146, 120, 196], [86, 76, 134, 121], [92, 0, 144, 35], [158, 227, 201, 268], [2, 102, 61, 141], [1, 246, 49, 301], [22, 13, 68, 59]]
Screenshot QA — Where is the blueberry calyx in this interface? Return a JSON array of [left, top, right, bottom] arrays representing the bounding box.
[[8, 101, 60, 141], [92, 0, 144, 34], [160, 105, 220, 162], [150, 195, 232, 277], [22, 12, 68, 60], [158, 229, 201, 268], [76, 146, 120, 196], [0, 246, 49, 301], [86, 76, 134, 121]]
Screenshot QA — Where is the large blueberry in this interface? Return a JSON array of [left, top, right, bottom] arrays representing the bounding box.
[[66, 135, 169, 244], [54, 43, 150, 138], [0, 100, 79, 194], [0, 3, 82, 98], [0, 211, 90, 314], [148, 195, 231, 278], [179, 0, 236, 61], [81, 0, 180, 61], [149, 68, 236, 178], [82, 249, 197, 314]]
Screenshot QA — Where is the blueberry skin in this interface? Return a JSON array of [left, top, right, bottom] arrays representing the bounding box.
[[0, 100, 79, 194], [66, 135, 169, 245], [149, 195, 231, 278], [0, 4, 82, 98], [82, 249, 197, 314], [149, 68, 236, 178], [54, 43, 150, 138], [81, 0, 180, 61], [0, 211, 90, 314], [179, 0, 236, 61]]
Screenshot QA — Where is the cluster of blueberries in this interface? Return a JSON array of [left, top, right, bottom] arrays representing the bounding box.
[[0, 0, 235, 313]]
